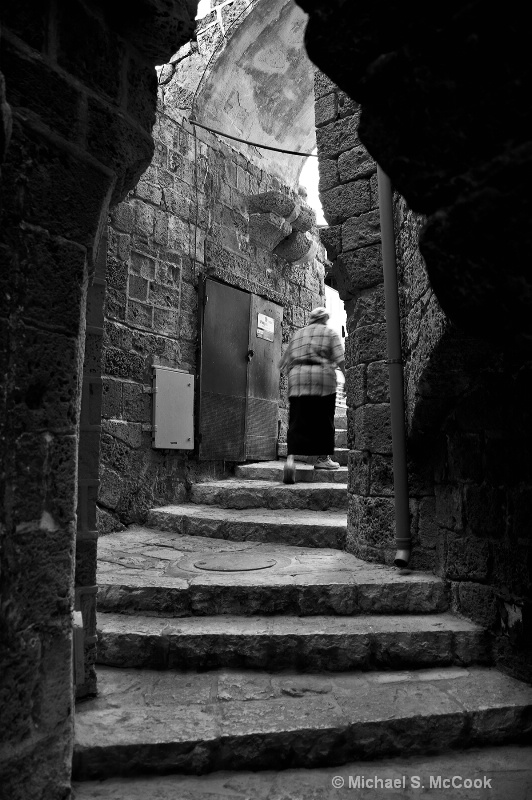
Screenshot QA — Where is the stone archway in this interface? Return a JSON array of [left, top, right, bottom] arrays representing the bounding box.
[[0, 2, 198, 795]]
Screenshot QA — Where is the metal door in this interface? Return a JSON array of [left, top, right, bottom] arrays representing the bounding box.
[[199, 280, 250, 460], [245, 295, 283, 460], [199, 279, 282, 461]]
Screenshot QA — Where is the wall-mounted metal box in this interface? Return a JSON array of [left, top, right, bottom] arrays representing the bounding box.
[[152, 366, 194, 449]]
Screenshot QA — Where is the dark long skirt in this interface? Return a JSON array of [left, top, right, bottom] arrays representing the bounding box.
[[287, 394, 336, 456]]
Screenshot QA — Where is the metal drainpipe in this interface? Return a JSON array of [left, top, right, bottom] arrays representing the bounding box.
[[377, 165, 411, 568]]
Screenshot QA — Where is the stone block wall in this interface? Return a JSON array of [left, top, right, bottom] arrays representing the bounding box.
[[0, 1, 196, 795], [100, 103, 325, 529], [315, 71, 420, 567], [398, 197, 532, 680], [317, 71, 531, 675]]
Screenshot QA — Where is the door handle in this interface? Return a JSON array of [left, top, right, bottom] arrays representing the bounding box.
[[246, 349, 255, 362]]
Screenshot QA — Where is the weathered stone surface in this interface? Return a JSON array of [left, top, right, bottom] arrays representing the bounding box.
[[96, 528, 447, 617], [235, 461, 348, 484], [445, 534, 491, 582], [274, 230, 316, 263], [247, 191, 297, 217], [321, 180, 371, 225], [452, 582, 499, 631], [345, 363, 365, 408], [190, 479, 348, 511], [342, 209, 380, 251], [354, 404, 392, 454], [348, 495, 396, 552], [249, 212, 292, 250], [317, 158, 339, 193], [366, 361, 389, 403], [147, 503, 347, 549], [72, 665, 532, 779], [336, 244, 382, 291], [97, 611, 489, 672], [314, 92, 337, 127], [316, 114, 360, 159], [73, 744, 532, 799], [338, 144, 375, 182]]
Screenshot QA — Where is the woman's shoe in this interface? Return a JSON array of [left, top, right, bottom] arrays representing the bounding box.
[[283, 455, 296, 484], [314, 455, 340, 470]]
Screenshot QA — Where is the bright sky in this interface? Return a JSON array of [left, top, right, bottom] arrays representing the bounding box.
[[196, 0, 211, 19], [299, 150, 326, 225]]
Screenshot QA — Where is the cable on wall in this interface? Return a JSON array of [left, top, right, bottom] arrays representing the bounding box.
[[189, 118, 318, 157]]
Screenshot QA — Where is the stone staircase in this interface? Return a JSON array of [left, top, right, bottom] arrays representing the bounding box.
[[73, 416, 532, 795]]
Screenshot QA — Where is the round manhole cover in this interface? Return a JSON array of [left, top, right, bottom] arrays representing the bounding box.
[[192, 553, 277, 572]]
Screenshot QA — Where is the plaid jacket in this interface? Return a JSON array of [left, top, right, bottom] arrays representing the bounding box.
[[280, 322, 345, 397]]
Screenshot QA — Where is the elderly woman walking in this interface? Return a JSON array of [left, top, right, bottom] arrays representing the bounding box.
[[279, 306, 345, 484]]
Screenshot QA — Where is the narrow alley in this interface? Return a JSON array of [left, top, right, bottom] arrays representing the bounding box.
[[2, 1, 532, 799]]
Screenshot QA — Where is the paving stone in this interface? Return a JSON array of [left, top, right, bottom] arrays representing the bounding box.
[[97, 611, 490, 672], [190, 480, 348, 511], [97, 529, 447, 617], [146, 504, 347, 549], [235, 461, 348, 484], [73, 666, 532, 779], [72, 744, 532, 799]]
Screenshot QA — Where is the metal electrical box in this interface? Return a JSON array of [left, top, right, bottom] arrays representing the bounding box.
[[152, 367, 194, 449]]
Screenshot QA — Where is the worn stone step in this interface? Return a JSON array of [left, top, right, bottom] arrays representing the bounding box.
[[73, 665, 532, 779], [335, 414, 347, 429], [97, 611, 490, 672], [335, 428, 347, 448], [147, 503, 347, 549], [189, 479, 347, 510], [235, 460, 348, 483], [72, 744, 532, 799], [97, 529, 448, 617], [277, 444, 349, 465]]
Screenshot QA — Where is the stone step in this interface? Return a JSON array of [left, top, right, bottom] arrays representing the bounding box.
[[335, 428, 347, 447], [335, 414, 347, 429], [147, 503, 347, 549], [235, 460, 348, 483], [72, 744, 532, 800], [277, 444, 349, 465], [97, 611, 490, 672], [97, 529, 448, 617], [189, 479, 348, 510], [73, 665, 532, 780]]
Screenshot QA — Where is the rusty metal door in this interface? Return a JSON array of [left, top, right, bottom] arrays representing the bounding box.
[[199, 279, 250, 460], [199, 279, 282, 461], [245, 295, 283, 460]]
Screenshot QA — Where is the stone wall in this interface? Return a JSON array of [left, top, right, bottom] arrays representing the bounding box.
[[100, 104, 325, 530], [317, 69, 532, 676], [0, 1, 197, 796], [397, 198, 532, 681], [315, 71, 433, 569]]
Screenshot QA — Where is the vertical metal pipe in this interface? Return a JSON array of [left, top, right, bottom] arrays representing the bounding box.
[[377, 166, 411, 568]]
